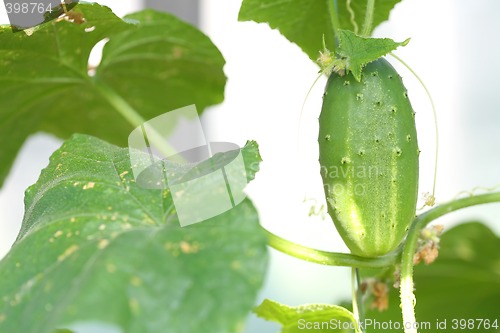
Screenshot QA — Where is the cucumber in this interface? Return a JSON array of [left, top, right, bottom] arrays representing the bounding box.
[[318, 58, 419, 257]]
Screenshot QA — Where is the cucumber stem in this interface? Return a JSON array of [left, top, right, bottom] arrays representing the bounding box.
[[355, 268, 365, 322], [400, 192, 500, 333], [327, 0, 340, 50], [93, 79, 177, 159], [351, 268, 365, 332], [262, 226, 399, 268], [351, 268, 363, 332], [361, 0, 375, 36]]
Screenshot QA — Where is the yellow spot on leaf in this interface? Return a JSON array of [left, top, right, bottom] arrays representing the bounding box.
[[172, 46, 184, 58], [180, 241, 200, 254], [129, 298, 140, 314], [98, 239, 109, 249], [44, 282, 53, 293], [107, 263, 117, 273], [54, 230, 63, 238], [0, 314, 5, 322], [58, 245, 79, 262], [163, 242, 180, 257], [83, 182, 95, 190], [24, 28, 35, 36], [231, 261, 242, 271], [130, 276, 142, 286], [98, 224, 106, 231], [10, 294, 21, 307]]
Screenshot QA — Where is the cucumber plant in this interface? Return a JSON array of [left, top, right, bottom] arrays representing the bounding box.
[[0, 1, 499, 333], [239, 0, 500, 332]]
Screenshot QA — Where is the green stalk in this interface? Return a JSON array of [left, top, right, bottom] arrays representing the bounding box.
[[327, 0, 340, 51], [351, 268, 362, 332], [355, 268, 365, 323], [93, 80, 177, 158], [361, 0, 375, 36], [351, 268, 365, 332], [263, 227, 399, 268], [399, 192, 500, 333]]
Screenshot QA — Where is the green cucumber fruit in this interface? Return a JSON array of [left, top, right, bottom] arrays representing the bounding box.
[[318, 58, 419, 257]]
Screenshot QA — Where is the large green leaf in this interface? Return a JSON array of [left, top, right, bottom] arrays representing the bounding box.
[[0, 3, 226, 188], [238, 0, 402, 61], [0, 134, 267, 333], [255, 299, 357, 333], [238, 0, 336, 61], [361, 222, 500, 333]]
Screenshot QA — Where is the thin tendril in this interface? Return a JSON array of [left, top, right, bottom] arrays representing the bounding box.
[[297, 73, 323, 155], [390, 53, 439, 200], [346, 0, 359, 34]]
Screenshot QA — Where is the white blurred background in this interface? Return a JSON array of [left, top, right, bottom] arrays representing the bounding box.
[[1, 1, 500, 332]]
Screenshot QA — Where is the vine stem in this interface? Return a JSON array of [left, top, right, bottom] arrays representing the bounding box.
[[352, 268, 365, 332], [399, 192, 500, 333], [355, 268, 365, 322], [351, 268, 361, 331], [93, 80, 177, 158], [264, 192, 500, 333], [361, 0, 375, 36], [327, 0, 340, 50], [262, 227, 399, 268]]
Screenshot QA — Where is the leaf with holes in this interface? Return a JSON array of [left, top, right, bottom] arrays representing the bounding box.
[[0, 3, 226, 188], [0, 134, 267, 333]]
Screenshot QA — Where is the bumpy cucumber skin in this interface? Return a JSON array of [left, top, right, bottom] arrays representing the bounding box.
[[318, 58, 419, 257]]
